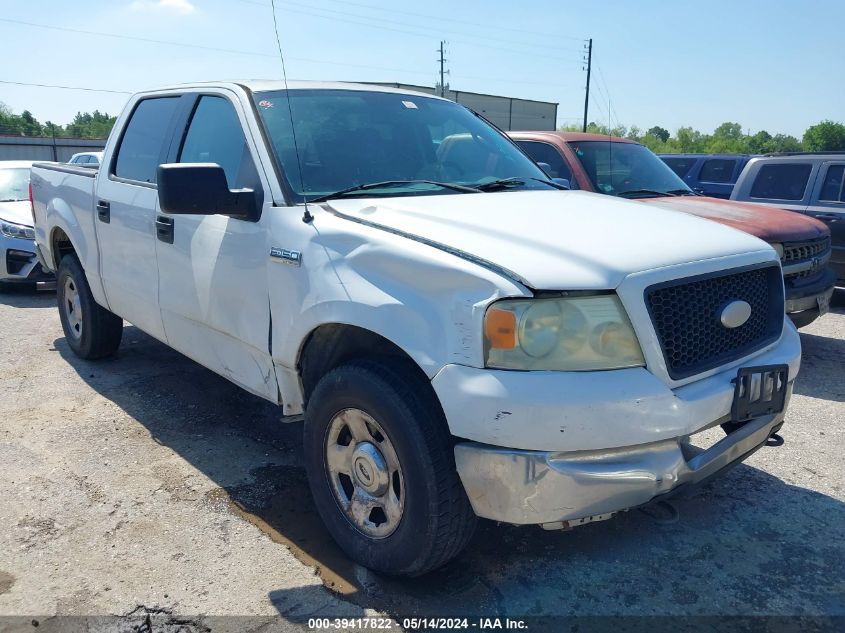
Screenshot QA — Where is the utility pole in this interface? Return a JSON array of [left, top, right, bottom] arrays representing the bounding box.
[[50, 124, 58, 162], [437, 41, 449, 97], [582, 38, 592, 133]]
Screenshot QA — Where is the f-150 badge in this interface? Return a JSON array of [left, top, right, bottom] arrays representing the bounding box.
[[270, 247, 302, 267]]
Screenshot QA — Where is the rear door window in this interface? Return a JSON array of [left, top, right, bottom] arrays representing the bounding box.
[[514, 140, 572, 181], [114, 97, 180, 184], [819, 164, 845, 203], [750, 163, 812, 201], [699, 158, 736, 183], [661, 156, 696, 178]]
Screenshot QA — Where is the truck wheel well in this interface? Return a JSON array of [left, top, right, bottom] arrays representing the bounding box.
[[298, 324, 431, 408], [51, 228, 75, 269]]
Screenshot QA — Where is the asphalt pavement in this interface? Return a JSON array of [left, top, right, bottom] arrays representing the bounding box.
[[0, 286, 843, 632]]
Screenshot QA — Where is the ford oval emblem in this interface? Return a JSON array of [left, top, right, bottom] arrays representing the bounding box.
[[720, 300, 752, 329]]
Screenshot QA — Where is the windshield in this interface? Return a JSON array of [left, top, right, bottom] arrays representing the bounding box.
[[253, 89, 551, 202], [0, 168, 30, 202], [569, 141, 692, 197]]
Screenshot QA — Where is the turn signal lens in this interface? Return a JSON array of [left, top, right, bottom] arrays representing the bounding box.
[[484, 307, 517, 349]]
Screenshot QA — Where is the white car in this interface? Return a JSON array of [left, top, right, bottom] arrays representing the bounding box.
[[0, 160, 53, 288], [31, 81, 801, 576], [67, 151, 104, 167]]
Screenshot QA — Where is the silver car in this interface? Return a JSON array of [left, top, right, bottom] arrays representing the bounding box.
[[0, 161, 53, 289], [67, 151, 104, 168]]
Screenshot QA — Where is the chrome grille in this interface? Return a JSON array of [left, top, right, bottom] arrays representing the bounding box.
[[783, 236, 830, 264], [646, 265, 784, 380]]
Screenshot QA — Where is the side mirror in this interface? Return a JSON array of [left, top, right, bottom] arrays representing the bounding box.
[[536, 161, 553, 177], [552, 178, 571, 189], [157, 163, 257, 219]]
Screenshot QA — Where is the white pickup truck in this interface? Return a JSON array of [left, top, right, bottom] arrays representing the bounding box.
[[31, 81, 800, 576]]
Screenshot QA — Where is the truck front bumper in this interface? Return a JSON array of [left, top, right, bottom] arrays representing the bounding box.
[[454, 403, 786, 527], [784, 266, 836, 327], [433, 319, 801, 527]]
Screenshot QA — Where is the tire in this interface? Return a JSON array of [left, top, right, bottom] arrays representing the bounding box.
[[303, 358, 477, 577], [57, 254, 123, 359]]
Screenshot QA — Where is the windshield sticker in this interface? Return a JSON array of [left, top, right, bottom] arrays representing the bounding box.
[[401, 100, 418, 109], [258, 100, 274, 109]]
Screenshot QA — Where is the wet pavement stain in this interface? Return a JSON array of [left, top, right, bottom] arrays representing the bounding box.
[[203, 459, 845, 619], [0, 570, 16, 595], [206, 464, 520, 616]]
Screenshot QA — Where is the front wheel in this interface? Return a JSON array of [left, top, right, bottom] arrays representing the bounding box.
[[57, 255, 123, 359], [303, 359, 476, 576]]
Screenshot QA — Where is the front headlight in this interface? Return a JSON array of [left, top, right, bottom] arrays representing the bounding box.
[[0, 219, 35, 240], [484, 294, 645, 371]]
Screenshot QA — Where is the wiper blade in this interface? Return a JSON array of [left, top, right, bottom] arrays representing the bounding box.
[[665, 188, 699, 196], [0, 198, 25, 202], [473, 177, 570, 192], [307, 180, 480, 203], [473, 177, 526, 192], [617, 189, 677, 198]]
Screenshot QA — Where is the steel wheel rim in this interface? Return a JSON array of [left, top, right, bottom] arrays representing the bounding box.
[[63, 276, 83, 340], [325, 408, 405, 539]]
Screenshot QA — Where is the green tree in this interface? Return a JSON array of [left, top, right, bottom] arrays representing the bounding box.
[[768, 134, 802, 153], [707, 122, 746, 153], [803, 120, 845, 151], [747, 130, 773, 153], [646, 126, 669, 143], [64, 110, 116, 139], [675, 127, 705, 153]]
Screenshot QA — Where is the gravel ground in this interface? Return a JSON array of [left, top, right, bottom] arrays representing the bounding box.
[[0, 287, 843, 631]]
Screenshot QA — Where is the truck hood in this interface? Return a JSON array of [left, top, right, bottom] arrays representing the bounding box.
[[640, 195, 828, 243], [325, 190, 770, 289], [0, 200, 33, 227]]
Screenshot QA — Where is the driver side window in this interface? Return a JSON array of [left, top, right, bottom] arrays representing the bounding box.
[[179, 96, 260, 192]]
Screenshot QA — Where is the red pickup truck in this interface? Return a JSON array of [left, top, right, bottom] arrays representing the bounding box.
[[510, 132, 835, 327]]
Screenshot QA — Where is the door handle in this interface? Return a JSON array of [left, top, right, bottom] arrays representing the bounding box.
[[155, 216, 174, 244], [812, 213, 840, 222], [96, 200, 110, 223]]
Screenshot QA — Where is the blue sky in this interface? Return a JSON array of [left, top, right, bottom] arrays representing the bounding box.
[[1, 0, 842, 137]]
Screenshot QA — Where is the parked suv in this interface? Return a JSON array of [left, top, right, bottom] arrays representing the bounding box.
[[510, 132, 835, 326], [659, 154, 753, 199], [732, 153, 845, 286]]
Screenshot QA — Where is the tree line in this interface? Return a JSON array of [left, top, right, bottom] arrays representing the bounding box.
[[3, 99, 845, 153], [562, 120, 845, 154], [0, 102, 117, 139]]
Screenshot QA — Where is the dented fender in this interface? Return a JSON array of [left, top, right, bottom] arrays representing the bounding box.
[[267, 207, 528, 413]]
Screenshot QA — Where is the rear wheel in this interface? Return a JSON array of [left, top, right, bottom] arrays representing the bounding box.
[[303, 358, 476, 576], [57, 255, 123, 359]]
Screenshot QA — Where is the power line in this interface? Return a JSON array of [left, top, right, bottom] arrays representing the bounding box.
[[2, 13, 582, 68], [272, 4, 585, 62], [0, 79, 132, 94], [595, 62, 623, 129], [0, 17, 279, 58], [276, 0, 586, 55], [0, 18, 443, 78], [233, 0, 587, 42]]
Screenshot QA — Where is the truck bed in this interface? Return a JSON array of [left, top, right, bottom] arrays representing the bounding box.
[[30, 161, 100, 281]]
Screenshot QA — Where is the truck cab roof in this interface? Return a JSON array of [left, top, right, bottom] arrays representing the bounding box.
[[137, 80, 450, 100]]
